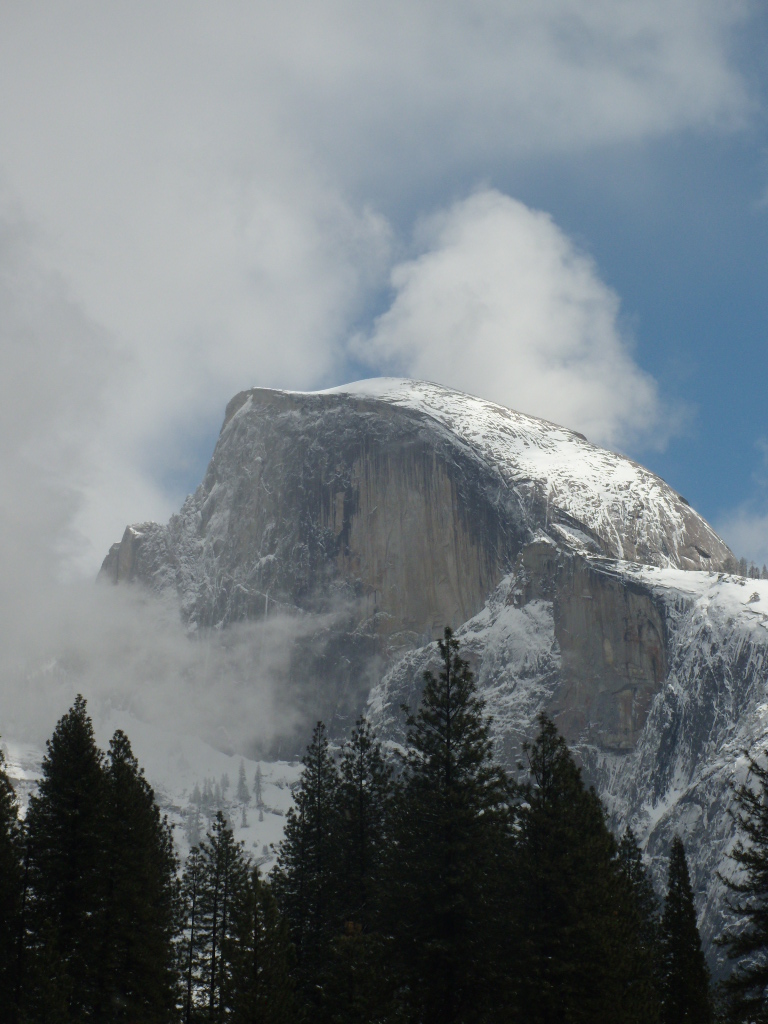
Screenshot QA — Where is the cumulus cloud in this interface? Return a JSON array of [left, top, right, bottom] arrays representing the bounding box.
[[353, 190, 667, 448]]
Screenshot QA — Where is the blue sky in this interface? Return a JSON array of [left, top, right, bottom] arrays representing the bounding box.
[[511, 122, 768, 544], [1, 1, 768, 576]]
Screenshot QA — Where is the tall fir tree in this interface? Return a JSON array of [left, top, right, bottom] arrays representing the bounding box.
[[510, 714, 652, 1024], [0, 742, 23, 1023], [225, 868, 298, 1024], [316, 718, 396, 1022], [660, 835, 712, 1024], [23, 695, 107, 1023], [272, 720, 341, 1003], [193, 811, 250, 1019], [236, 759, 250, 827], [385, 627, 510, 1024], [336, 717, 392, 930], [95, 729, 179, 1023], [617, 827, 663, 1022], [719, 749, 768, 1022]]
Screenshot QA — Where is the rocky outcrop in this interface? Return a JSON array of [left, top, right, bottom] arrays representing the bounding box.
[[101, 380, 733, 648], [517, 541, 667, 751], [368, 554, 768, 970], [369, 540, 667, 755]]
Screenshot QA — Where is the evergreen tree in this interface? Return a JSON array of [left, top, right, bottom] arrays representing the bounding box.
[[719, 749, 768, 1022], [95, 729, 179, 1023], [236, 760, 250, 827], [510, 714, 650, 1024], [322, 923, 400, 1024], [254, 765, 264, 822], [336, 717, 392, 930], [194, 811, 250, 1021], [225, 868, 298, 1024], [23, 695, 107, 1022], [618, 827, 663, 1022], [272, 720, 341, 999], [314, 718, 396, 1022], [660, 835, 712, 1024], [386, 627, 510, 1024], [0, 742, 23, 1023]]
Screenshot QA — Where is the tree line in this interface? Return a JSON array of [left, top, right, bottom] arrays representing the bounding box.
[[0, 629, 767, 1022]]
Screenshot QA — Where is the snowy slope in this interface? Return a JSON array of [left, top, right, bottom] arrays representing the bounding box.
[[314, 379, 733, 571], [2, 713, 303, 873]]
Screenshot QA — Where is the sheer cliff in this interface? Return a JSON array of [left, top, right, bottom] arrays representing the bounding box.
[[101, 378, 733, 642]]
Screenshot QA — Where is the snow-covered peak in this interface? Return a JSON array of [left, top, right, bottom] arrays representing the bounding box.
[[236, 378, 732, 572]]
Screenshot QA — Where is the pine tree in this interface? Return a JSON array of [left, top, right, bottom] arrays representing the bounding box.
[[23, 695, 107, 1022], [95, 729, 179, 1023], [336, 717, 392, 930], [0, 743, 23, 1023], [254, 765, 264, 822], [618, 827, 663, 1021], [385, 627, 510, 1024], [312, 718, 396, 1022], [510, 714, 650, 1024], [660, 835, 712, 1024], [236, 760, 250, 828], [719, 749, 768, 1022], [272, 720, 341, 1000], [225, 868, 298, 1024], [322, 923, 398, 1024], [197, 811, 250, 1020]]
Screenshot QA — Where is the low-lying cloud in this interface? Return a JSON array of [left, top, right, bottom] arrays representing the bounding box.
[[1, 574, 349, 757]]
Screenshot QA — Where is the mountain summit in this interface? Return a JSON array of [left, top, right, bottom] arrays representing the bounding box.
[[102, 378, 733, 634]]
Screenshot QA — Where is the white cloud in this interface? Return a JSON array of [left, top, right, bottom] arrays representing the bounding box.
[[354, 190, 666, 448]]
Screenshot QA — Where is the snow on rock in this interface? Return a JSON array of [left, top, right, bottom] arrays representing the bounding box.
[[317, 379, 733, 571], [368, 556, 768, 969], [101, 378, 733, 631], [80, 377, 768, 966]]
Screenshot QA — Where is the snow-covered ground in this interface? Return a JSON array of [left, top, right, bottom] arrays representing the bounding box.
[[2, 712, 303, 871]]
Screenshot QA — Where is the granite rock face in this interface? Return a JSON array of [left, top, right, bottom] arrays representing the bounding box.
[[102, 379, 733, 641]]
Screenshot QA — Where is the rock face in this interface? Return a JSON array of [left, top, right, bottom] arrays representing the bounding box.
[[516, 541, 667, 751], [368, 555, 768, 970], [103, 378, 764, 964], [102, 379, 733, 641]]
